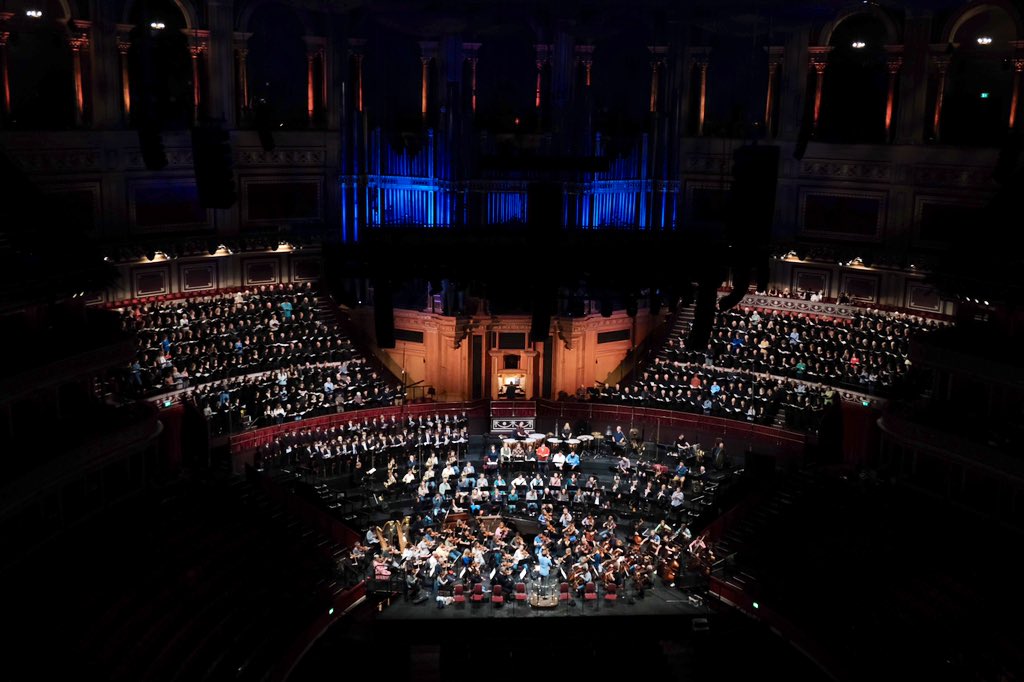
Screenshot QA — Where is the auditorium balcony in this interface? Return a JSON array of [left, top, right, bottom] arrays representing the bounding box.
[[0, 301, 166, 564], [877, 316, 1024, 527]]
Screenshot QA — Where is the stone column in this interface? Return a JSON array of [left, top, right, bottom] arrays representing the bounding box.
[[419, 40, 438, 120], [117, 31, 132, 122], [463, 42, 481, 113], [1009, 52, 1024, 129], [86, 1, 122, 129], [233, 34, 251, 120], [69, 23, 90, 126], [808, 47, 831, 134], [649, 45, 667, 113], [895, 12, 931, 145], [190, 44, 205, 121], [777, 28, 809, 141], [575, 44, 594, 88], [534, 43, 551, 109], [930, 51, 951, 140], [206, 0, 235, 126], [695, 54, 709, 136], [765, 47, 783, 136], [304, 37, 325, 126], [183, 30, 209, 122], [884, 48, 903, 141], [350, 38, 366, 113]]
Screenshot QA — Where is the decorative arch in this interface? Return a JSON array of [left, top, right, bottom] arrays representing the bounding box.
[[819, 5, 900, 48], [943, 0, 1022, 44], [122, 0, 196, 30]]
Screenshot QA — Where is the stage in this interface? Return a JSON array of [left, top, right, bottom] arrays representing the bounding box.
[[376, 581, 708, 621]]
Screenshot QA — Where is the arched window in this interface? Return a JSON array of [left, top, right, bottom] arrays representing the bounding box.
[[818, 13, 892, 144], [246, 3, 308, 129], [591, 34, 649, 141], [5, 0, 74, 129], [363, 25, 420, 133], [701, 33, 769, 139], [127, 0, 193, 130], [941, 5, 1018, 146], [475, 30, 535, 133]]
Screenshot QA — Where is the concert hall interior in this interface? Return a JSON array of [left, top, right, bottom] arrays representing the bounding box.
[[3, 0, 1024, 679]]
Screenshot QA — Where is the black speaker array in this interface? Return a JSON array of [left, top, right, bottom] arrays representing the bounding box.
[[373, 279, 395, 349], [727, 145, 779, 248], [138, 126, 168, 171], [191, 123, 237, 209]]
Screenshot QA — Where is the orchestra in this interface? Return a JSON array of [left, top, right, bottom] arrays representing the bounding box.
[[349, 420, 719, 609]]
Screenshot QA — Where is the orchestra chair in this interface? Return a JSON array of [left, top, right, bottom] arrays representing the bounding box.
[[558, 582, 571, 603], [584, 582, 598, 606], [603, 583, 618, 606], [491, 584, 504, 608], [453, 584, 466, 607], [471, 583, 485, 607], [514, 582, 528, 603]]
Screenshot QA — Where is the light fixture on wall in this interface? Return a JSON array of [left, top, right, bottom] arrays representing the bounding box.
[[977, 36, 993, 45], [148, 250, 169, 262], [274, 241, 294, 253], [25, 9, 43, 18], [150, 21, 166, 30], [212, 244, 232, 256], [851, 41, 866, 49]]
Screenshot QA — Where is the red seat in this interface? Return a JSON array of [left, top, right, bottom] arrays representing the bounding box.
[[491, 584, 504, 606], [514, 583, 528, 602], [452, 584, 465, 604], [584, 582, 597, 601], [604, 583, 618, 603], [558, 582, 570, 601], [471, 583, 485, 603]]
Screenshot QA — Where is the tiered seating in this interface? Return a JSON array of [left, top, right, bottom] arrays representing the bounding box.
[[592, 304, 944, 433], [658, 306, 940, 394], [114, 282, 403, 434]]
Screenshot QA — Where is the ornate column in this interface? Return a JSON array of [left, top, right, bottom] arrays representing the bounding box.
[[534, 44, 551, 109], [233, 33, 251, 117], [349, 38, 366, 113], [695, 54, 709, 135], [419, 41, 438, 119], [183, 30, 209, 122], [463, 42, 480, 113], [69, 22, 91, 126], [117, 28, 132, 120], [205, 0, 236, 126], [765, 47, 784, 135], [0, 12, 13, 122], [884, 48, 903, 141], [304, 37, 325, 125], [648, 45, 667, 113], [930, 51, 950, 140], [84, 0, 120, 129], [809, 47, 831, 134], [1009, 45, 1024, 129], [190, 44, 205, 120], [575, 44, 594, 87]]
